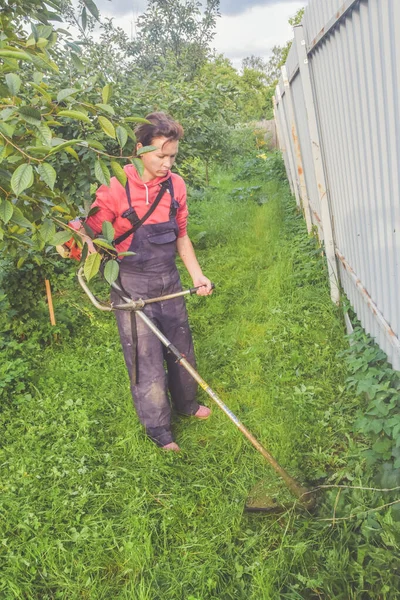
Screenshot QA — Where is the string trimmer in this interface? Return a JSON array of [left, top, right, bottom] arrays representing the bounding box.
[[77, 267, 316, 513]]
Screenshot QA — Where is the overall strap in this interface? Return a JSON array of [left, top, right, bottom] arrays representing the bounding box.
[[113, 178, 171, 247], [121, 181, 140, 226], [168, 178, 178, 218]]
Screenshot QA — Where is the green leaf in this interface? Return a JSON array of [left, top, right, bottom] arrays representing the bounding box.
[[57, 88, 78, 102], [10, 206, 33, 229], [58, 110, 91, 124], [87, 206, 100, 217], [51, 205, 71, 215], [17, 256, 26, 268], [36, 123, 52, 146], [103, 259, 119, 285], [5, 73, 21, 96], [102, 83, 112, 104], [123, 123, 137, 141], [94, 159, 110, 186], [117, 251, 136, 257], [93, 238, 115, 250], [51, 229, 73, 245], [47, 31, 58, 49], [18, 106, 42, 126], [81, 6, 87, 30], [55, 28, 72, 37], [48, 140, 81, 155], [98, 116, 115, 139], [65, 147, 80, 161], [1, 107, 16, 121], [83, 139, 105, 150], [123, 116, 150, 124], [102, 220, 115, 242], [111, 161, 127, 186], [116, 126, 128, 149], [137, 145, 157, 156], [36, 37, 49, 49], [0, 199, 14, 224], [83, 0, 100, 20], [36, 25, 53, 39], [95, 103, 114, 115], [82, 222, 95, 238], [28, 52, 59, 73], [33, 71, 44, 84], [31, 23, 39, 42], [27, 145, 52, 155], [66, 41, 82, 54], [37, 162, 56, 190], [11, 163, 34, 196], [84, 252, 101, 281], [71, 52, 84, 72], [131, 157, 144, 177], [0, 49, 32, 61], [0, 122, 15, 137], [39, 219, 56, 242], [80, 242, 88, 263]]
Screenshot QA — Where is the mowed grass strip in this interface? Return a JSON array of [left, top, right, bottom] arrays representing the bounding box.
[[1, 167, 353, 599]]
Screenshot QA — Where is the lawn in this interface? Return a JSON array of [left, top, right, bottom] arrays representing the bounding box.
[[1, 160, 398, 599]]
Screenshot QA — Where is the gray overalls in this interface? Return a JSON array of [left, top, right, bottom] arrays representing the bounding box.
[[111, 179, 199, 446]]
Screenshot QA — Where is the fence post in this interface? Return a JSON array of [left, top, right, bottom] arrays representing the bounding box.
[[273, 95, 294, 195], [281, 65, 313, 233], [273, 92, 294, 195], [294, 25, 340, 305], [275, 85, 300, 206]]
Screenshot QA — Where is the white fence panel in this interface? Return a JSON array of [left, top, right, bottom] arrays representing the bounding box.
[[275, 0, 400, 370]]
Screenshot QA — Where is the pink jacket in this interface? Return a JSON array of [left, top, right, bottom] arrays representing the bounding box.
[[86, 165, 189, 253]]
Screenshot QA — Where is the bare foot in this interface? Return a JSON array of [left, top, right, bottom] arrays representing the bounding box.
[[194, 405, 211, 420], [162, 442, 180, 452]]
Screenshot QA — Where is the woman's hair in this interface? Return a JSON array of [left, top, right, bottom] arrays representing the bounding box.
[[134, 112, 184, 147]]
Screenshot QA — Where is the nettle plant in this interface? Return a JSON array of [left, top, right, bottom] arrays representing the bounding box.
[[0, 0, 151, 285], [341, 324, 400, 486]]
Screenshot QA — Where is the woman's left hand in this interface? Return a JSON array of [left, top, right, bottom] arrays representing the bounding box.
[[193, 275, 213, 296]]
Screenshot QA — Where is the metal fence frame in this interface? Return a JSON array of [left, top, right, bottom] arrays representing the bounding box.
[[275, 0, 400, 370]]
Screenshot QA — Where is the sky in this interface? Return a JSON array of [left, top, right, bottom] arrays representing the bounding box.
[[93, 0, 306, 70]]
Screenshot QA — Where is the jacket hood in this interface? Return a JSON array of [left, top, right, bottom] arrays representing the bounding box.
[[125, 164, 171, 188]]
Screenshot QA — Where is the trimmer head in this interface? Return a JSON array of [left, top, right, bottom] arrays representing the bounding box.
[[244, 478, 317, 514]]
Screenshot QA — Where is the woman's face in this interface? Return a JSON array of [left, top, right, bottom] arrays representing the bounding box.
[[137, 136, 179, 181]]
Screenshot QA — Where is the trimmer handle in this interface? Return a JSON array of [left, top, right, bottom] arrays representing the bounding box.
[[189, 282, 216, 295]]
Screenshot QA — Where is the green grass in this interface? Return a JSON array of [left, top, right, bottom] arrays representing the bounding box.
[[1, 165, 398, 599]]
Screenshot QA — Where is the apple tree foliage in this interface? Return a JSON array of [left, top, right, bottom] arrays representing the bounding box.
[[0, 0, 149, 284]]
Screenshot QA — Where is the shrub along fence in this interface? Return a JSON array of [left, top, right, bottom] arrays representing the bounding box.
[[274, 0, 400, 370]]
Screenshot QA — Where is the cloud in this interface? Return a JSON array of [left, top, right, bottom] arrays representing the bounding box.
[[95, 0, 147, 18], [95, 0, 301, 19], [93, 0, 306, 71], [219, 0, 300, 16], [213, 1, 303, 68]]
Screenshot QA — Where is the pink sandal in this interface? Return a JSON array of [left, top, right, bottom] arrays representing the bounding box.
[[161, 442, 180, 452], [194, 405, 211, 420]]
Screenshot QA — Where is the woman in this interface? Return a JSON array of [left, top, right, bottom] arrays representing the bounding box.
[[85, 112, 212, 451]]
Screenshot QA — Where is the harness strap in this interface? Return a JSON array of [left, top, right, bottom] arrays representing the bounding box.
[[114, 177, 174, 247]]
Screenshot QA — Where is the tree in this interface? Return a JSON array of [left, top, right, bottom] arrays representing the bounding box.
[[0, 0, 274, 287], [241, 8, 305, 87], [265, 7, 305, 85], [0, 0, 148, 284], [241, 55, 268, 73], [240, 7, 305, 118], [127, 0, 220, 78]]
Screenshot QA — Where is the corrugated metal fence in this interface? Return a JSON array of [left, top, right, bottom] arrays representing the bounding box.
[[274, 0, 400, 370]]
